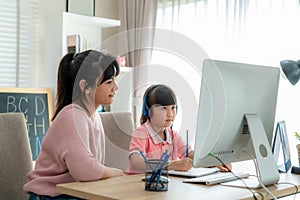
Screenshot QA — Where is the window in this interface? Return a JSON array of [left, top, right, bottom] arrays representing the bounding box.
[[155, 0, 300, 65], [0, 0, 39, 87], [152, 0, 300, 154]]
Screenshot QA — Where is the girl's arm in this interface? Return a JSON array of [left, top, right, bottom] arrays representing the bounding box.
[[188, 150, 231, 172], [168, 157, 193, 171], [129, 152, 146, 172], [128, 126, 149, 173], [188, 151, 194, 159]]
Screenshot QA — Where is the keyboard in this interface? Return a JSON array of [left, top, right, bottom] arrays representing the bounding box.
[[168, 167, 220, 178], [183, 171, 250, 185]]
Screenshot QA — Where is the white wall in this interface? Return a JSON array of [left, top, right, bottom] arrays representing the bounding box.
[[37, 0, 122, 105], [38, 0, 66, 88], [95, 0, 121, 41]]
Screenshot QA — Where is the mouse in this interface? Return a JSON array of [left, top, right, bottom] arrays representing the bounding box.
[[291, 165, 300, 174]]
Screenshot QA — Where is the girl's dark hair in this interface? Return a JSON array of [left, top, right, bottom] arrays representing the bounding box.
[[140, 84, 177, 124], [52, 50, 119, 121]]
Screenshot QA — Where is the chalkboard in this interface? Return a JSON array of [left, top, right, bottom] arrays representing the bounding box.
[[0, 88, 53, 160]]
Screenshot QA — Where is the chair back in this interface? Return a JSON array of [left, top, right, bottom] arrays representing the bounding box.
[[0, 112, 33, 200], [99, 112, 134, 172]]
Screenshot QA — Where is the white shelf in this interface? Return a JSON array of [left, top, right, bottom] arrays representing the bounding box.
[[44, 12, 121, 104], [63, 12, 120, 28], [62, 12, 120, 54]]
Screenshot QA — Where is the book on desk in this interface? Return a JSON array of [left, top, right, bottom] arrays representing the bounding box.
[[168, 167, 250, 186]]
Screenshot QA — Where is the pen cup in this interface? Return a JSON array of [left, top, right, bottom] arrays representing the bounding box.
[[144, 159, 169, 191]]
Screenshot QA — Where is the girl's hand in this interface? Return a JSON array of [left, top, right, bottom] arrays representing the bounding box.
[[168, 157, 193, 171], [216, 163, 232, 172]]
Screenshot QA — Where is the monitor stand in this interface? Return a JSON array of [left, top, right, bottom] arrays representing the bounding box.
[[222, 114, 280, 188]]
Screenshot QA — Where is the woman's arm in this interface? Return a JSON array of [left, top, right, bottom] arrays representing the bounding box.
[[101, 166, 124, 179]]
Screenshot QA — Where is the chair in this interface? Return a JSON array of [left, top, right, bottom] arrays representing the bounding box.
[[0, 112, 33, 200], [99, 112, 134, 172]]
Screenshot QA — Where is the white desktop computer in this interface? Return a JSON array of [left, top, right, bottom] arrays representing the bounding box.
[[193, 59, 280, 187]]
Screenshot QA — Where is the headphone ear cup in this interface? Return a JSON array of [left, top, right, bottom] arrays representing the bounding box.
[[148, 105, 153, 118], [142, 97, 147, 116], [142, 84, 159, 118]]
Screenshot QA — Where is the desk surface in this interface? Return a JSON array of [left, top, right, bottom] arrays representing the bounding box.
[[57, 171, 300, 200]]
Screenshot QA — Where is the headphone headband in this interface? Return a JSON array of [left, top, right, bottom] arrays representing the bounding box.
[[142, 85, 160, 116]]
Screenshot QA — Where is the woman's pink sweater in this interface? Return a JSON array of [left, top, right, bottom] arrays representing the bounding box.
[[24, 104, 105, 196]]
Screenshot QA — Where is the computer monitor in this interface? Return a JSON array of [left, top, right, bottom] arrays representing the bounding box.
[[193, 59, 280, 187]]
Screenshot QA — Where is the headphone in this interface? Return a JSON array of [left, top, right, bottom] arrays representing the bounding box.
[[142, 84, 178, 118]]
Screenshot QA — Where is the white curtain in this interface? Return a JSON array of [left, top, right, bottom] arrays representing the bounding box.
[[153, 0, 300, 157], [155, 0, 300, 66], [123, 0, 158, 67], [121, 0, 158, 126]]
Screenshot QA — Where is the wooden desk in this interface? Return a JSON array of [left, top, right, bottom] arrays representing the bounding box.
[[57, 172, 300, 200]]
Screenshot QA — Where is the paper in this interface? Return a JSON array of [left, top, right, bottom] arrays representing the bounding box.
[[272, 121, 291, 173]]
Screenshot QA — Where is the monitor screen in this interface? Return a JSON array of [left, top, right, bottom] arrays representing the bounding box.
[[193, 59, 280, 186]]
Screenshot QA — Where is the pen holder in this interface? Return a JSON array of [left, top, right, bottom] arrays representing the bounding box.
[[144, 159, 169, 192]]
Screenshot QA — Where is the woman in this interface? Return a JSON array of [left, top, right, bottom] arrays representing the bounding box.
[[24, 50, 124, 200]]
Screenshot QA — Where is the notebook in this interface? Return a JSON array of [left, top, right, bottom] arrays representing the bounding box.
[[168, 167, 219, 178], [183, 171, 250, 185]]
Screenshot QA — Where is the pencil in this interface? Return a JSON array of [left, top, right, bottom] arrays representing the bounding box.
[[186, 130, 189, 157], [140, 151, 153, 170]]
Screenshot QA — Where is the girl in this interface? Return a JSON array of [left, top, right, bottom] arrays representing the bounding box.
[[127, 84, 231, 174], [24, 50, 124, 199], [127, 84, 193, 174]]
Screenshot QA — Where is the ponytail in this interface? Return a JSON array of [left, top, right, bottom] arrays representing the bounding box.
[[52, 52, 76, 121]]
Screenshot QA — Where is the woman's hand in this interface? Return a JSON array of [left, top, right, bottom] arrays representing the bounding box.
[[110, 168, 125, 177], [101, 167, 125, 179], [216, 163, 232, 172], [168, 157, 193, 171]]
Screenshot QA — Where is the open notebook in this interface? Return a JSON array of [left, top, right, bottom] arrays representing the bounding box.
[[168, 167, 220, 178]]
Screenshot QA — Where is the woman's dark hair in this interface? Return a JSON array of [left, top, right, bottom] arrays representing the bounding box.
[[52, 50, 119, 121], [140, 84, 177, 124]]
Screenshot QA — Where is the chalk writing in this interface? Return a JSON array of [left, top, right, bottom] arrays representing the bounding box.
[[0, 88, 52, 160]]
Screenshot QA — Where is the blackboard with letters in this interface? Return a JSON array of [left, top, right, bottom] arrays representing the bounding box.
[[0, 88, 53, 160]]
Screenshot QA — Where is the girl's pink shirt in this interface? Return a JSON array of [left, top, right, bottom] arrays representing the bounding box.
[[24, 104, 105, 197], [127, 120, 193, 174]]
